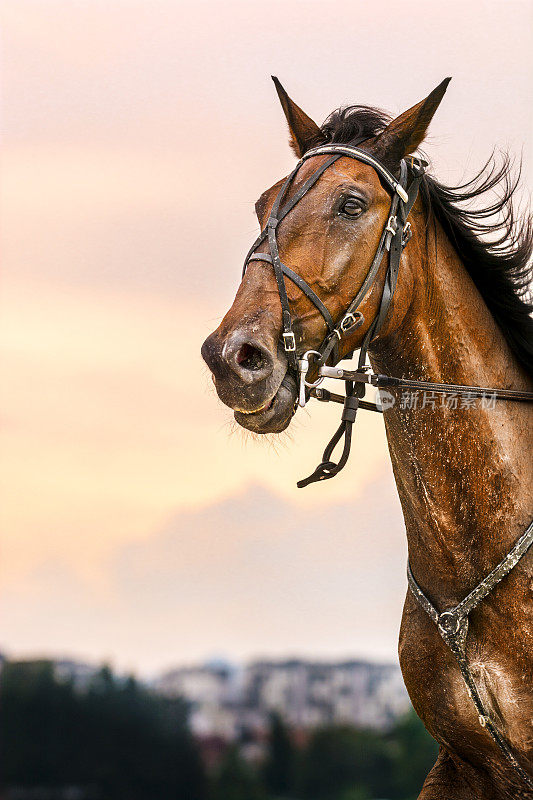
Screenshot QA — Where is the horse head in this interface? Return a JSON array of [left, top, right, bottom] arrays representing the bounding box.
[[201, 78, 449, 434]]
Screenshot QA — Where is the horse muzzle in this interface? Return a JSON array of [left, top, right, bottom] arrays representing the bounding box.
[[201, 327, 296, 431]]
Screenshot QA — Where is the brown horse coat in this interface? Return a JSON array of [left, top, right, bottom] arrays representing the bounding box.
[[202, 79, 533, 798]]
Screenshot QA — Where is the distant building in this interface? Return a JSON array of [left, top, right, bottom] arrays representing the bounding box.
[[241, 660, 409, 731], [154, 662, 241, 740], [154, 658, 410, 742]]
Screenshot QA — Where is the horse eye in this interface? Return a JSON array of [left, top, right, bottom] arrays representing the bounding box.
[[340, 198, 363, 217]]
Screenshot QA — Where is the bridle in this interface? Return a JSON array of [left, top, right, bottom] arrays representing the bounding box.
[[242, 142, 533, 790], [243, 143, 533, 488], [243, 143, 426, 487], [244, 144, 416, 369]]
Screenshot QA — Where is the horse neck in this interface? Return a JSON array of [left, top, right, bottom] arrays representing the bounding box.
[[369, 211, 533, 606]]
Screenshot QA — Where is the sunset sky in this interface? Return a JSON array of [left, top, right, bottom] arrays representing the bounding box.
[[1, 0, 532, 677]]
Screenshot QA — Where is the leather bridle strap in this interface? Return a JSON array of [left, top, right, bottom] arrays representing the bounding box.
[[243, 145, 414, 371], [245, 146, 423, 491], [306, 144, 409, 201], [244, 154, 342, 368], [245, 253, 336, 333], [310, 386, 382, 413], [317, 158, 421, 368], [298, 160, 423, 488], [316, 368, 533, 403], [407, 520, 533, 789], [242, 155, 340, 269]]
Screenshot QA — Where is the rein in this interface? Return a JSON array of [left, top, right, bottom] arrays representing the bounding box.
[[311, 366, 533, 403], [242, 142, 533, 789]]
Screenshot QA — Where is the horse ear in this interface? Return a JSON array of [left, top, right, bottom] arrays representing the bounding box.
[[272, 76, 327, 157], [371, 78, 451, 165]]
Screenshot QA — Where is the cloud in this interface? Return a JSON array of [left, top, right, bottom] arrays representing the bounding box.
[[108, 475, 407, 672], [1, 477, 407, 675]]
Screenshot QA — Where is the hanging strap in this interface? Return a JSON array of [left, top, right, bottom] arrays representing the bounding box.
[[297, 345, 370, 488]]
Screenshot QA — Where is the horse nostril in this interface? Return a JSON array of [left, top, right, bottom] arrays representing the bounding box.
[[224, 334, 274, 383], [235, 342, 265, 371]]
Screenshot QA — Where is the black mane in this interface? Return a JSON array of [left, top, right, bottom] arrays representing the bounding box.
[[320, 105, 533, 374]]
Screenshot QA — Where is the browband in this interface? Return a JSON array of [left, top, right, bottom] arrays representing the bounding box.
[[301, 144, 409, 202]]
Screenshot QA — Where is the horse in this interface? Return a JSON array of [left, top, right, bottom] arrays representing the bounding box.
[[201, 77, 533, 799]]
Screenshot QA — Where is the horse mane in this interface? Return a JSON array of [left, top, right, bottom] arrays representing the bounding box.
[[320, 105, 533, 375]]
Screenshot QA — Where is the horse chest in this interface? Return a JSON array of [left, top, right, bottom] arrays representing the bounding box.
[[399, 596, 533, 758]]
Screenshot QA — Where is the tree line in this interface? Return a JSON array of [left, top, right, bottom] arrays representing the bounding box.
[[0, 660, 438, 800]]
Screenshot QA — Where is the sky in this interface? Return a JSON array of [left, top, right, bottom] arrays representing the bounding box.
[[1, 0, 532, 677]]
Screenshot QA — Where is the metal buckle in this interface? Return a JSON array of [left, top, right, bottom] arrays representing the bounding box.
[[401, 221, 412, 247], [340, 311, 364, 333], [385, 215, 398, 237], [282, 331, 296, 352], [438, 610, 461, 638], [409, 156, 428, 174], [298, 350, 323, 407]]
